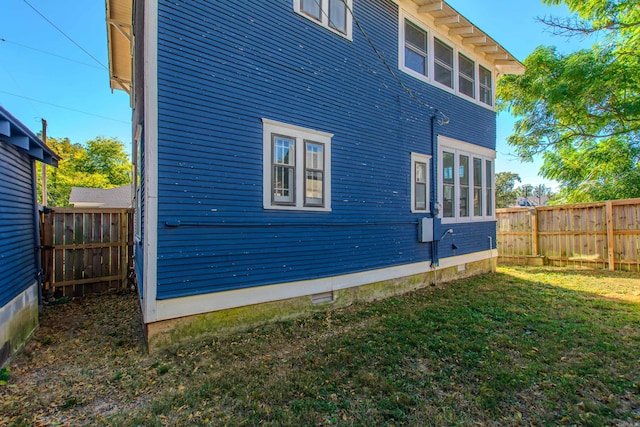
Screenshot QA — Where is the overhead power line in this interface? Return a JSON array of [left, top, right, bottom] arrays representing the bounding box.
[[22, 0, 108, 71], [0, 90, 130, 124], [0, 37, 104, 70]]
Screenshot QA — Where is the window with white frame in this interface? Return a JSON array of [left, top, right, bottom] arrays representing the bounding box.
[[479, 65, 493, 106], [411, 153, 431, 213], [439, 137, 495, 223], [404, 19, 428, 77], [294, 0, 352, 39], [458, 53, 475, 99], [263, 119, 332, 211], [398, 12, 496, 108], [434, 37, 454, 89]]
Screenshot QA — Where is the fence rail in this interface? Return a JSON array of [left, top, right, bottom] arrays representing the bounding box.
[[41, 208, 134, 297], [496, 198, 640, 271]]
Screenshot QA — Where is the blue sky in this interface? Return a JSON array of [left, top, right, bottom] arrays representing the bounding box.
[[1, 0, 591, 189]]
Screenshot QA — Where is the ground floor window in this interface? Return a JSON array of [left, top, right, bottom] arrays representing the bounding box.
[[439, 136, 494, 223], [411, 152, 431, 213], [262, 119, 332, 212]]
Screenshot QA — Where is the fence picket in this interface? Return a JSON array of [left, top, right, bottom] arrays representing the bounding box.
[[41, 208, 134, 297], [497, 198, 640, 270]]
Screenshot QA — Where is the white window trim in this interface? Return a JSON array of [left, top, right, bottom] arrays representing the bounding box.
[[263, 118, 332, 212], [293, 0, 353, 41], [438, 136, 495, 224], [398, 9, 496, 111], [411, 152, 431, 213]]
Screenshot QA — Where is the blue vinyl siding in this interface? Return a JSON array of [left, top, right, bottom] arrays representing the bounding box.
[[0, 140, 37, 307], [154, 0, 496, 299]]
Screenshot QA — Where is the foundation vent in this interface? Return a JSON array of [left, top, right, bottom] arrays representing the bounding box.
[[311, 291, 334, 305]]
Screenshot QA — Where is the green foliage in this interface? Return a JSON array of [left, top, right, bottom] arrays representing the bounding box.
[[0, 368, 9, 386], [495, 171, 521, 208], [38, 136, 131, 206], [497, 0, 640, 203]]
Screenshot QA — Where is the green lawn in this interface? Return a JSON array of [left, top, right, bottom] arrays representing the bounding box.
[[2, 266, 639, 426]]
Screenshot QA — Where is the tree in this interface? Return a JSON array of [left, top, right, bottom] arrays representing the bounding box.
[[38, 136, 131, 206], [495, 172, 521, 208], [496, 0, 640, 203]]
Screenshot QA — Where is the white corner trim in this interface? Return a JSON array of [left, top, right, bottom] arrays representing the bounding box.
[[153, 250, 497, 323], [142, 0, 159, 324]]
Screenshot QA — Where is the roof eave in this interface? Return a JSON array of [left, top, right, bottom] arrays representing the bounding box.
[[106, 0, 133, 96], [0, 105, 60, 167], [411, 0, 525, 75]]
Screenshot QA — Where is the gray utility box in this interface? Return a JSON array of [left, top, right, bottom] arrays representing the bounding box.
[[418, 217, 434, 243]]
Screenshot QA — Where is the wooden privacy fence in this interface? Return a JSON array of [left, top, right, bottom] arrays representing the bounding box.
[[497, 198, 640, 271], [41, 208, 134, 297]]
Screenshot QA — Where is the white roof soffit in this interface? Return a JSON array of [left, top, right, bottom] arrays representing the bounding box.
[[411, 0, 525, 75], [106, 0, 133, 95]]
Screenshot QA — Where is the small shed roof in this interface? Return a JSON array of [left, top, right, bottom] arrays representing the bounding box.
[[69, 185, 133, 208], [0, 105, 59, 167]]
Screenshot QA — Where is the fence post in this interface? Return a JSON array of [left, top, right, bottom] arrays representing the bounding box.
[[531, 209, 538, 256], [120, 210, 128, 289], [606, 201, 615, 270]]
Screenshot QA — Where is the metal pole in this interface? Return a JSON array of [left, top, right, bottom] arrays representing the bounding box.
[[41, 119, 47, 206]]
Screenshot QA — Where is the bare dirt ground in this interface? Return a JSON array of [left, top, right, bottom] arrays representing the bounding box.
[[1, 292, 149, 426]]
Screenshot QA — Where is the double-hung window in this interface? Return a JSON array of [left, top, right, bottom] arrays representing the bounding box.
[[439, 136, 495, 223], [479, 66, 493, 106], [411, 153, 431, 213], [263, 119, 332, 211], [398, 12, 496, 108], [458, 53, 475, 99], [434, 38, 454, 89], [295, 0, 352, 39], [404, 19, 428, 77]]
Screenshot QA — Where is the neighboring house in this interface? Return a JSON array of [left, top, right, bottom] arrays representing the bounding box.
[[69, 184, 133, 208], [514, 195, 549, 207], [0, 106, 59, 367], [106, 0, 524, 346]]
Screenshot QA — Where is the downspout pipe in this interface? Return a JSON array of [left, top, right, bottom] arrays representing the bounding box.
[[430, 113, 441, 268]]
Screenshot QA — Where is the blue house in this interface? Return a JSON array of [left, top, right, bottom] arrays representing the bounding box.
[[0, 106, 59, 367], [106, 0, 523, 346]]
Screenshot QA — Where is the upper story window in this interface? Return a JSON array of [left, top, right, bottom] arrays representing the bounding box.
[[479, 66, 493, 106], [404, 19, 428, 77], [458, 53, 475, 99], [294, 0, 353, 39], [263, 119, 332, 212], [434, 38, 453, 89], [439, 136, 495, 223], [398, 11, 495, 109], [411, 152, 431, 213]]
